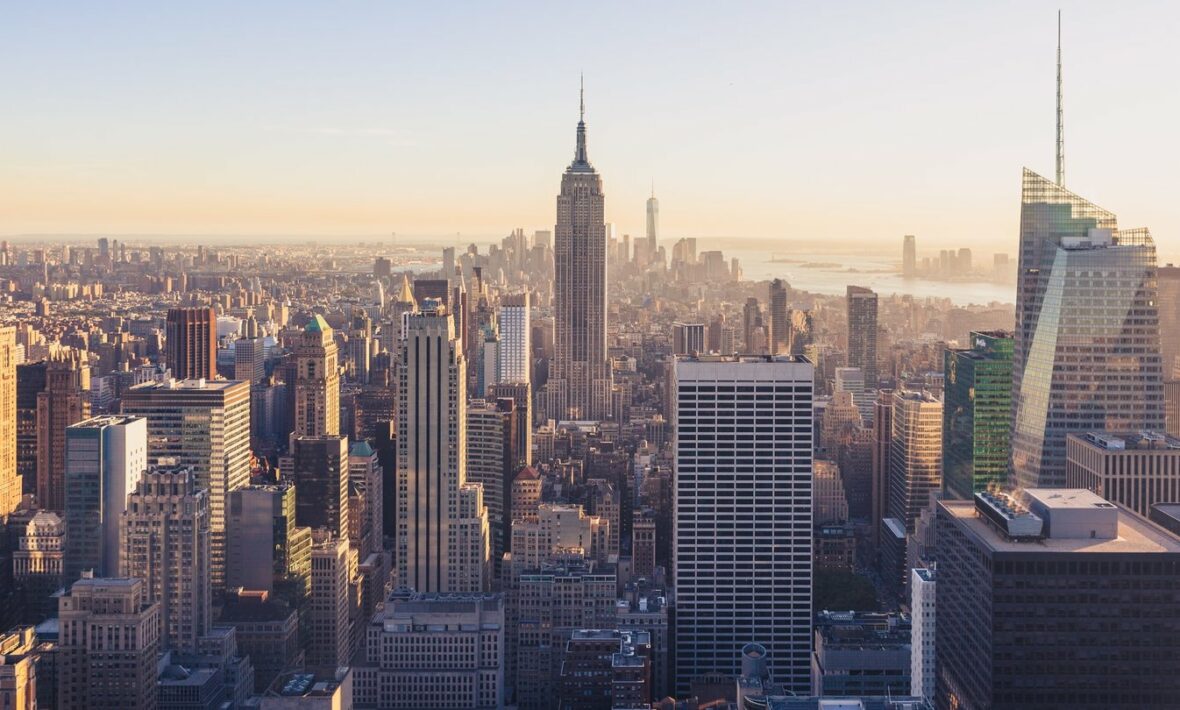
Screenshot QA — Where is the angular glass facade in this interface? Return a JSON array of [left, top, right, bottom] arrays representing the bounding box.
[[1012, 169, 1164, 488], [943, 331, 1013, 499]]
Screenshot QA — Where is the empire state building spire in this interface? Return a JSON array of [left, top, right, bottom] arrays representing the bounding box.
[[570, 75, 592, 171]]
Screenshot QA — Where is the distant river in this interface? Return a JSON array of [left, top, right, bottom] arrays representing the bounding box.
[[715, 245, 1015, 307]]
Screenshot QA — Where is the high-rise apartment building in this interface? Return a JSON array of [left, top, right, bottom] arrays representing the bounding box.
[[888, 390, 942, 532], [398, 307, 490, 593], [674, 355, 814, 694], [1065, 431, 1180, 519], [120, 466, 211, 653], [846, 285, 878, 387], [1012, 170, 1164, 488], [937, 489, 1180, 708], [768, 279, 789, 355], [122, 378, 251, 592], [497, 293, 531, 385], [62, 415, 147, 582], [354, 590, 504, 710], [294, 315, 341, 437], [0, 326, 17, 515], [549, 85, 611, 420], [902, 235, 917, 277], [57, 577, 161, 710], [166, 307, 217, 381], [289, 435, 349, 537], [36, 352, 90, 512], [943, 331, 1013, 499]]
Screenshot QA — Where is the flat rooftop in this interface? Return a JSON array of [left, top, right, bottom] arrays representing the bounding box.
[[940, 498, 1180, 554], [127, 378, 246, 392], [68, 414, 144, 429], [1071, 431, 1180, 451]]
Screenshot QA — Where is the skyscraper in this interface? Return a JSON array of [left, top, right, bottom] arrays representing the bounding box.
[[671, 322, 705, 357], [467, 398, 516, 580], [16, 361, 47, 498], [902, 235, 917, 278], [306, 533, 350, 673], [1012, 170, 1164, 488], [63, 415, 147, 583], [226, 482, 311, 599], [165, 307, 217, 381], [768, 279, 789, 355], [646, 186, 659, 262], [0, 326, 17, 515], [871, 389, 895, 550], [122, 378, 251, 593], [936, 489, 1180, 708], [398, 307, 490, 593], [742, 298, 763, 354], [294, 315, 341, 437], [497, 293, 531, 385], [289, 435, 349, 538], [550, 80, 611, 420], [846, 286, 878, 388], [674, 355, 814, 695], [36, 352, 90, 512], [943, 331, 1013, 499], [119, 465, 211, 653], [887, 390, 942, 532]]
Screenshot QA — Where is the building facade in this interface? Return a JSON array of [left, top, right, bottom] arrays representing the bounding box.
[[943, 331, 1013, 499], [63, 415, 147, 582], [397, 308, 489, 593], [120, 466, 211, 653], [674, 355, 814, 694], [166, 307, 217, 381], [888, 390, 942, 532], [293, 315, 341, 438], [846, 285, 878, 388], [936, 489, 1180, 709], [549, 87, 611, 421], [122, 378, 251, 593], [1012, 169, 1165, 488], [1065, 431, 1180, 519]]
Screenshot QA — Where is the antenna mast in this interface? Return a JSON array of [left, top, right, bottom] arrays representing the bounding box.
[[1056, 10, 1065, 186]]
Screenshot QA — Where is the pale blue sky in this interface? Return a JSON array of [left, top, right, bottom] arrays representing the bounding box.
[[2, 1, 1178, 259]]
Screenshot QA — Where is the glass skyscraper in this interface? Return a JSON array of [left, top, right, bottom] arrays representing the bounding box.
[[943, 330, 1013, 499], [1012, 169, 1164, 488]]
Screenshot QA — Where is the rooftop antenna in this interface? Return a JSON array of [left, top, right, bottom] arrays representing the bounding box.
[[1056, 10, 1065, 186], [579, 73, 585, 123]]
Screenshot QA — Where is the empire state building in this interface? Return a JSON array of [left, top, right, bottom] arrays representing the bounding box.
[[548, 82, 612, 420]]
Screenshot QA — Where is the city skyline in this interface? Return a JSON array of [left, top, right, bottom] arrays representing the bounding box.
[[4, 3, 1180, 260]]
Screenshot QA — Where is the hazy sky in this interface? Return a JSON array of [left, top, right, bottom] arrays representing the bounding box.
[[3, 1, 1179, 259]]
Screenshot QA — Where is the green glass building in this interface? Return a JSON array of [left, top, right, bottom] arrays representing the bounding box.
[[943, 331, 1013, 499]]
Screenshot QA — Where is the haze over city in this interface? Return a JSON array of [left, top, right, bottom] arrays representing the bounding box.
[[4, 1, 1180, 259], [4, 4, 1180, 709]]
